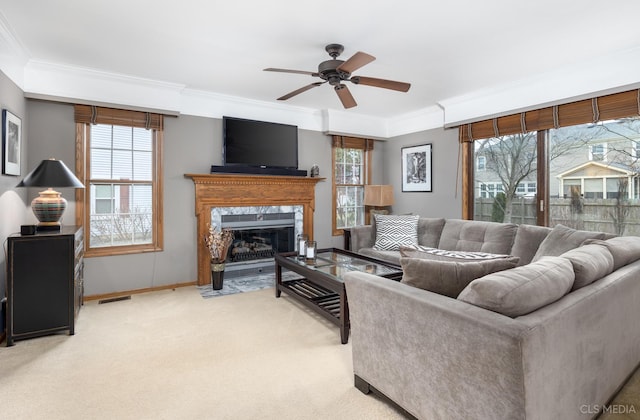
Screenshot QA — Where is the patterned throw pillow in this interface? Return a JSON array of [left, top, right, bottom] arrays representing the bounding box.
[[373, 214, 419, 251]]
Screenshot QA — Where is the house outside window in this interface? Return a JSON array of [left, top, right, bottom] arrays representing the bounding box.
[[332, 136, 372, 235], [75, 105, 164, 257]]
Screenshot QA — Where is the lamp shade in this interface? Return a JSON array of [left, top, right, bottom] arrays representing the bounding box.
[[364, 185, 394, 206], [16, 158, 84, 188]]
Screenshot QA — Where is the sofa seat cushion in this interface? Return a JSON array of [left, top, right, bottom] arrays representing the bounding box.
[[437, 219, 518, 254], [373, 214, 420, 251], [532, 224, 607, 262], [584, 236, 640, 270], [400, 256, 519, 298], [559, 244, 614, 291], [458, 256, 575, 317], [400, 245, 516, 262]]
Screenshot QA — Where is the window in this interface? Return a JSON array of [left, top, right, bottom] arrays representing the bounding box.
[[589, 143, 607, 161], [476, 156, 486, 171], [462, 88, 640, 235], [332, 136, 373, 235], [75, 105, 163, 256]]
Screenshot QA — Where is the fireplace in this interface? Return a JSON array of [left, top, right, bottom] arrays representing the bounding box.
[[221, 212, 296, 267], [185, 173, 323, 286]]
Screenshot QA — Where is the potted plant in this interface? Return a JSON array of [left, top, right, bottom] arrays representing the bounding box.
[[204, 224, 234, 290]]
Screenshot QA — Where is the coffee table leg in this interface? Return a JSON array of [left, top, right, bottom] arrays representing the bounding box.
[[340, 287, 349, 344], [275, 261, 282, 298]]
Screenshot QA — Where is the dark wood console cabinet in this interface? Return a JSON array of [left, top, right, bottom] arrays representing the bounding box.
[[6, 226, 84, 346]]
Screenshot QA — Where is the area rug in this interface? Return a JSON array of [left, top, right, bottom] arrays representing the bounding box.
[[197, 269, 302, 298]]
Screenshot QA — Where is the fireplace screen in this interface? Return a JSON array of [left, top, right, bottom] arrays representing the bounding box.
[[222, 212, 296, 264]]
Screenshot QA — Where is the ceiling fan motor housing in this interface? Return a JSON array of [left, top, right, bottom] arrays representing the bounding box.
[[318, 59, 348, 85]]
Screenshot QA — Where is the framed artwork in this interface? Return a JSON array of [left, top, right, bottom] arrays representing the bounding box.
[[2, 109, 21, 176], [401, 143, 432, 192]]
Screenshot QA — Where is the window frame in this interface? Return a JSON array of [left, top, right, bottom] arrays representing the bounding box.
[[331, 136, 373, 236], [75, 106, 164, 257]]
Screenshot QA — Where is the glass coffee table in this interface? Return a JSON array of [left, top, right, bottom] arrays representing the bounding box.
[[275, 248, 403, 344]]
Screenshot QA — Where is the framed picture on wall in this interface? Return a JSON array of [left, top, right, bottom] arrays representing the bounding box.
[[2, 109, 21, 176], [401, 143, 432, 192]]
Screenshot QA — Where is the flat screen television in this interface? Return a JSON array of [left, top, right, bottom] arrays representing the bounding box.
[[223, 116, 298, 169]]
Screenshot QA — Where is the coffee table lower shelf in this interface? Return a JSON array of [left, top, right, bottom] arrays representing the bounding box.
[[281, 278, 341, 318], [275, 248, 403, 344]]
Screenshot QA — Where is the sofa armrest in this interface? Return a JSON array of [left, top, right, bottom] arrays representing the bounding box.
[[344, 272, 529, 420], [347, 224, 375, 251]]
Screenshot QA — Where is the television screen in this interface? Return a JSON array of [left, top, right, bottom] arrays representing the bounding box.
[[223, 116, 298, 169]]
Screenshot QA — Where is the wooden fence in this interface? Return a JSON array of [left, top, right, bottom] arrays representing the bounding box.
[[474, 197, 640, 236]]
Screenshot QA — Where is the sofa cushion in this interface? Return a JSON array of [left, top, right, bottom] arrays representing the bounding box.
[[437, 219, 518, 254], [399, 245, 517, 262], [373, 214, 419, 251], [416, 218, 446, 248], [511, 224, 552, 266], [400, 256, 519, 298], [584, 236, 640, 270], [559, 244, 614, 290], [457, 256, 574, 317], [531, 224, 607, 262]]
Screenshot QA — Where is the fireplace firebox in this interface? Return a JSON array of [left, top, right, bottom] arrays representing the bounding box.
[[221, 212, 295, 269]]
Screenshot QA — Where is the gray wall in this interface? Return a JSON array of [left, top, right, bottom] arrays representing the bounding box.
[[0, 71, 28, 332], [384, 127, 462, 218], [21, 98, 461, 297]]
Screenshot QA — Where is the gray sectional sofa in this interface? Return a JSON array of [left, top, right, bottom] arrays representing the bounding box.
[[344, 217, 640, 420]]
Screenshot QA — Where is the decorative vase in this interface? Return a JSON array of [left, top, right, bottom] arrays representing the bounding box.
[[211, 261, 225, 290]]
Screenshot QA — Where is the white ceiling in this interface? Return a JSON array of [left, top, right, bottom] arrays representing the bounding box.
[[1, 1, 640, 124]]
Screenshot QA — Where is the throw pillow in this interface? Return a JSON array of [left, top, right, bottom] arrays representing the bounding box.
[[399, 245, 517, 261], [531, 224, 607, 262], [373, 214, 419, 251], [400, 256, 519, 298], [583, 236, 640, 270], [457, 256, 575, 317], [559, 243, 614, 291]]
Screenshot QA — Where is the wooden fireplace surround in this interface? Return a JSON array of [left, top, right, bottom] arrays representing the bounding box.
[[185, 173, 324, 286]]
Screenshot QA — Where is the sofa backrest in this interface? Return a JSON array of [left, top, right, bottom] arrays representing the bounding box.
[[510, 224, 552, 266], [417, 218, 446, 248], [437, 219, 518, 255]]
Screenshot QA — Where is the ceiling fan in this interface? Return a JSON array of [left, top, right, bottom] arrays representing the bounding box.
[[264, 43, 411, 109]]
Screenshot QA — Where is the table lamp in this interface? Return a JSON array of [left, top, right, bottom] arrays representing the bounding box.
[[364, 184, 394, 216], [16, 158, 85, 231]]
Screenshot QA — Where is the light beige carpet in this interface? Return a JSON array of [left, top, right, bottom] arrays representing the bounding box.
[[1, 286, 638, 419], [0, 287, 405, 420]]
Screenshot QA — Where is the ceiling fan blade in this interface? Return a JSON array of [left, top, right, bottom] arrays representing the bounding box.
[[350, 76, 411, 92], [337, 51, 375, 74], [335, 84, 357, 109], [277, 82, 324, 101], [264, 67, 318, 76]]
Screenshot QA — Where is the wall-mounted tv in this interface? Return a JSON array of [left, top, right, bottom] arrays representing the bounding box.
[[223, 116, 298, 169]]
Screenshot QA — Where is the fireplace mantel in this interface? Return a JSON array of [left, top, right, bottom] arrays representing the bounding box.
[[185, 173, 324, 285]]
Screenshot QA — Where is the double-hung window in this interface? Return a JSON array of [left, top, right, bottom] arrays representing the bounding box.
[[332, 136, 373, 235], [75, 105, 164, 256]]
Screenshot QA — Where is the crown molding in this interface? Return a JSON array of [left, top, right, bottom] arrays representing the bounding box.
[[24, 60, 186, 114], [0, 11, 30, 87], [439, 45, 640, 127], [387, 105, 444, 137]]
